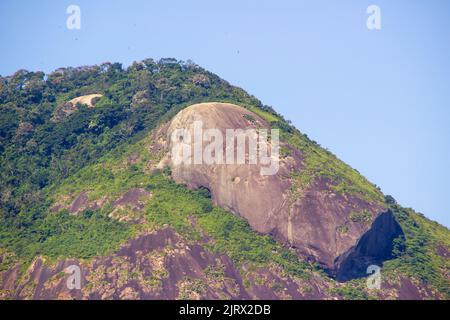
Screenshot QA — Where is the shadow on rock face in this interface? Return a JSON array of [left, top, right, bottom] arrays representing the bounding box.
[[334, 210, 404, 282]]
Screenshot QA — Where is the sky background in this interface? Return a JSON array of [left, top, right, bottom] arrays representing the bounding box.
[[0, 0, 449, 227]]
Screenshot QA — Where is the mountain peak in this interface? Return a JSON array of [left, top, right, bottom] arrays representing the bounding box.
[[0, 60, 448, 300]]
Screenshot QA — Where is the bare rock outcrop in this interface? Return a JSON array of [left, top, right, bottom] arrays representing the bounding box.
[[1, 226, 438, 300], [52, 94, 103, 121], [158, 102, 403, 279], [51, 191, 107, 215]]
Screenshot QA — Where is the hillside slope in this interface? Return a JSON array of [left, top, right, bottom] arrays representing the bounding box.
[[0, 59, 448, 299]]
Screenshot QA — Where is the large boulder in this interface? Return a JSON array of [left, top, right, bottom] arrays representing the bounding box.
[[158, 102, 402, 279]]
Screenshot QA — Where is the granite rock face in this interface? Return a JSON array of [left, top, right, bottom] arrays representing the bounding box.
[[159, 102, 402, 279]]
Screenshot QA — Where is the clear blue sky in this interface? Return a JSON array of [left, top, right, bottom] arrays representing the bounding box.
[[1, 0, 449, 227]]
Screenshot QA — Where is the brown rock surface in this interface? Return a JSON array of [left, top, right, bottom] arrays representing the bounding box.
[[158, 102, 402, 278], [0, 227, 438, 300]]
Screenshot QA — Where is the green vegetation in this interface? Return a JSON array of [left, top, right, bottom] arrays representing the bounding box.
[[383, 200, 450, 298], [329, 282, 369, 300], [283, 129, 384, 204], [248, 106, 280, 123], [279, 145, 292, 158], [242, 114, 256, 124], [337, 225, 349, 234], [0, 208, 132, 262], [204, 263, 226, 280], [178, 277, 208, 300], [349, 210, 372, 224]]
